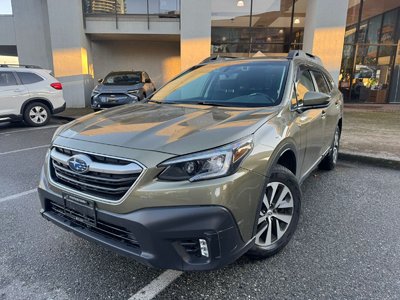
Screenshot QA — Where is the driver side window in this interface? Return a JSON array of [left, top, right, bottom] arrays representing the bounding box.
[[296, 70, 315, 105]]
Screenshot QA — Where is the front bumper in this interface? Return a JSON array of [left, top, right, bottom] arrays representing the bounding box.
[[91, 94, 139, 109], [38, 187, 253, 271]]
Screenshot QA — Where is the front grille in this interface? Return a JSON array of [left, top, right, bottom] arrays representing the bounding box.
[[49, 147, 143, 201], [100, 93, 129, 102], [48, 200, 140, 250]]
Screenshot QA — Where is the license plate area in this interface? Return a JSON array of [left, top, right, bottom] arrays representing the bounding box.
[[62, 193, 97, 227]]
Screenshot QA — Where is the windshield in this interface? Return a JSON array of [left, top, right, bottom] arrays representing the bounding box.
[[151, 61, 289, 107], [103, 72, 141, 85]]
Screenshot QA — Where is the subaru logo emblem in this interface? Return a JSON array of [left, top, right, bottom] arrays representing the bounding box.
[[68, 154, 91, 174]]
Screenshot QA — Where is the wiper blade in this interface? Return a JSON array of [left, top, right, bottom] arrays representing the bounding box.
[[192, 101, 231, 107], [147, 100, 181, 105]]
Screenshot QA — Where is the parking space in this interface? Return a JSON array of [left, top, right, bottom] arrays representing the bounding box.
[[1, 120, 399, 300]]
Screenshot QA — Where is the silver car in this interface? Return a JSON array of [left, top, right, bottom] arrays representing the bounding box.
[[91, 71, 156, 111]]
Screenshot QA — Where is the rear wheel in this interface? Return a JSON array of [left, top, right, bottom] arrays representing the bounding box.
[[319, 125, 340, 170], [247, 165, 301, 259], [23, 102, 51, 127]]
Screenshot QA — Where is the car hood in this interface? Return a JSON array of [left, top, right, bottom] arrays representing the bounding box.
[[57, 103, 279, 155], [94, 83, 144, 93]]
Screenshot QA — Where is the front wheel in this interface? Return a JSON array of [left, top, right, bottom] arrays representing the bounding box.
[[23, 102, 51, 127], [247, 165, 301, 259], [319, 125, 340, 170]]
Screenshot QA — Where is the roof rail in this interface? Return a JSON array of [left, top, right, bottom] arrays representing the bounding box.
[[287, 50, 322, 65], [0, 64, 42, 69], [200, 55, 238, 64]]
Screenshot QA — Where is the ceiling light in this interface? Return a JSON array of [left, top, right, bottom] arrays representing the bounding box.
[[294, 18, 300, 24], [279, 29, 284, 34], [237, 0, 244, 7]]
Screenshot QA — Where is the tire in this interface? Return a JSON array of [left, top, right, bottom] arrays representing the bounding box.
[[23, 102, 51, 127], [319, 125, 340, 171], [247, 165, 301, 259], [93, 108, 102, 112]]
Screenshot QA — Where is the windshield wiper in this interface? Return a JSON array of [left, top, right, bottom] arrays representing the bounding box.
[[191, 101, 231, 107], [147, 100, 182, 105]]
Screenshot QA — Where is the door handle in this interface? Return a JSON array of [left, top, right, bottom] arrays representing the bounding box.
[[321, 110, 327, 119]]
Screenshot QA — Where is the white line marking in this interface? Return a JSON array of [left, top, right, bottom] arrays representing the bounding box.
[[0, 145, 49, 156], [0, 189, 37, 204], [0, 125, 60, 135], [128, 270, 183, 300]]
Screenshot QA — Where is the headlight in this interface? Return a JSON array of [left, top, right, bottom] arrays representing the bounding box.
[[91, 90, 100, 98], [127, 89, 140, 95], [158, 137, 253, 182]]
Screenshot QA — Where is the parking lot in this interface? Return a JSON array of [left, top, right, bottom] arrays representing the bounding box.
[[1, 119, 399, 300]]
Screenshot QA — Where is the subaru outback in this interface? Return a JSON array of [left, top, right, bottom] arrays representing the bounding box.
[[38, 51, 343, 271]]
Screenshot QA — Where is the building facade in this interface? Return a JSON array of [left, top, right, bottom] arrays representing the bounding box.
[[0, 0, 398, 107]]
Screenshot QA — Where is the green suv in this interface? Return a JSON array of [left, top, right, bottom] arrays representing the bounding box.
[[38, 51, 343, 271]]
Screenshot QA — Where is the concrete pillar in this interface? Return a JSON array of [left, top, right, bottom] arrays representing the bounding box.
[[303, 0, 349, 84], [11, 0, 53, 70], [180, 0, 211, 71], [46, 0, 94, 107]]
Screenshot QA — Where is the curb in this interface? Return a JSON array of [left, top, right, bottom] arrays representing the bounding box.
[[339, 152, 400, 169]]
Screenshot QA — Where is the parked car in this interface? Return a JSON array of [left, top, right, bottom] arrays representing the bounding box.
[[0, 65, 66, 127], [91, 71, 156, 111], [39, 51, 343, 271]]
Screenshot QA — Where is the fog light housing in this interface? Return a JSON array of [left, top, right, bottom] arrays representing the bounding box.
[[199, 239, 209, 257]]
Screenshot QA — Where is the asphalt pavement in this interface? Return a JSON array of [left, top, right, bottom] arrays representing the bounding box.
[[0, 120, 399, 300]]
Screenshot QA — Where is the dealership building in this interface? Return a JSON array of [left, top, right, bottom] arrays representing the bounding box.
[[0, 0, 399, 107]]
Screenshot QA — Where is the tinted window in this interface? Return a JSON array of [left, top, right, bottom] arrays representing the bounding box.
[[296, 70, 315, 101], [313, 71, 330, 93], [151, 61, 289, 107], [0, 72, 17, 86], [103, 72, 141, 85], [18, 72, 43, 84]]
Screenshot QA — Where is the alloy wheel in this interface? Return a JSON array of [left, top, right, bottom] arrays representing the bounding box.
[[332, 128, 340, 164], [255, 182, 294, 247], [29, 106, 48, 124]]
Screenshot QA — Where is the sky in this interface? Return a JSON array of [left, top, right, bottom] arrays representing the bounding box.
[[0, 0, 12, 15]]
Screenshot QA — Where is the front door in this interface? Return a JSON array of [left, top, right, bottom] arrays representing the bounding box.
[[295, 68, 325, 176]]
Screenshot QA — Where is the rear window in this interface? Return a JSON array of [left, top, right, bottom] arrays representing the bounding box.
[[312, 71, 331, 94], [17, 72, 44, 84]]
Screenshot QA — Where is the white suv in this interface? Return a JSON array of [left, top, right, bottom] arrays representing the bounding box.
[[0, 65, 66, 127]]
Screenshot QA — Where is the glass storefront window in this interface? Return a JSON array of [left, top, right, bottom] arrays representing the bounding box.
[[340, 0, 400, 104], [84, 0, 180, 15], [380, 9, 398, 44], [211, 0, 307, 57], [366, 15, 382, 44]]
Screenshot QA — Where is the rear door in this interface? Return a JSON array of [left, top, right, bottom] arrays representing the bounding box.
[[295, 67, 325, 176], [0, 71, 29, 117]]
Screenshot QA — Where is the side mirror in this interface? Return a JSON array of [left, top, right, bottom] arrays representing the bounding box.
[[98, 78, 103, 83], [144, 78, 151, 83], [302, 91, 330, 107]]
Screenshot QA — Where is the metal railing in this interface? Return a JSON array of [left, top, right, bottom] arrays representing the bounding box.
[[82, 0, 180, 29]]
